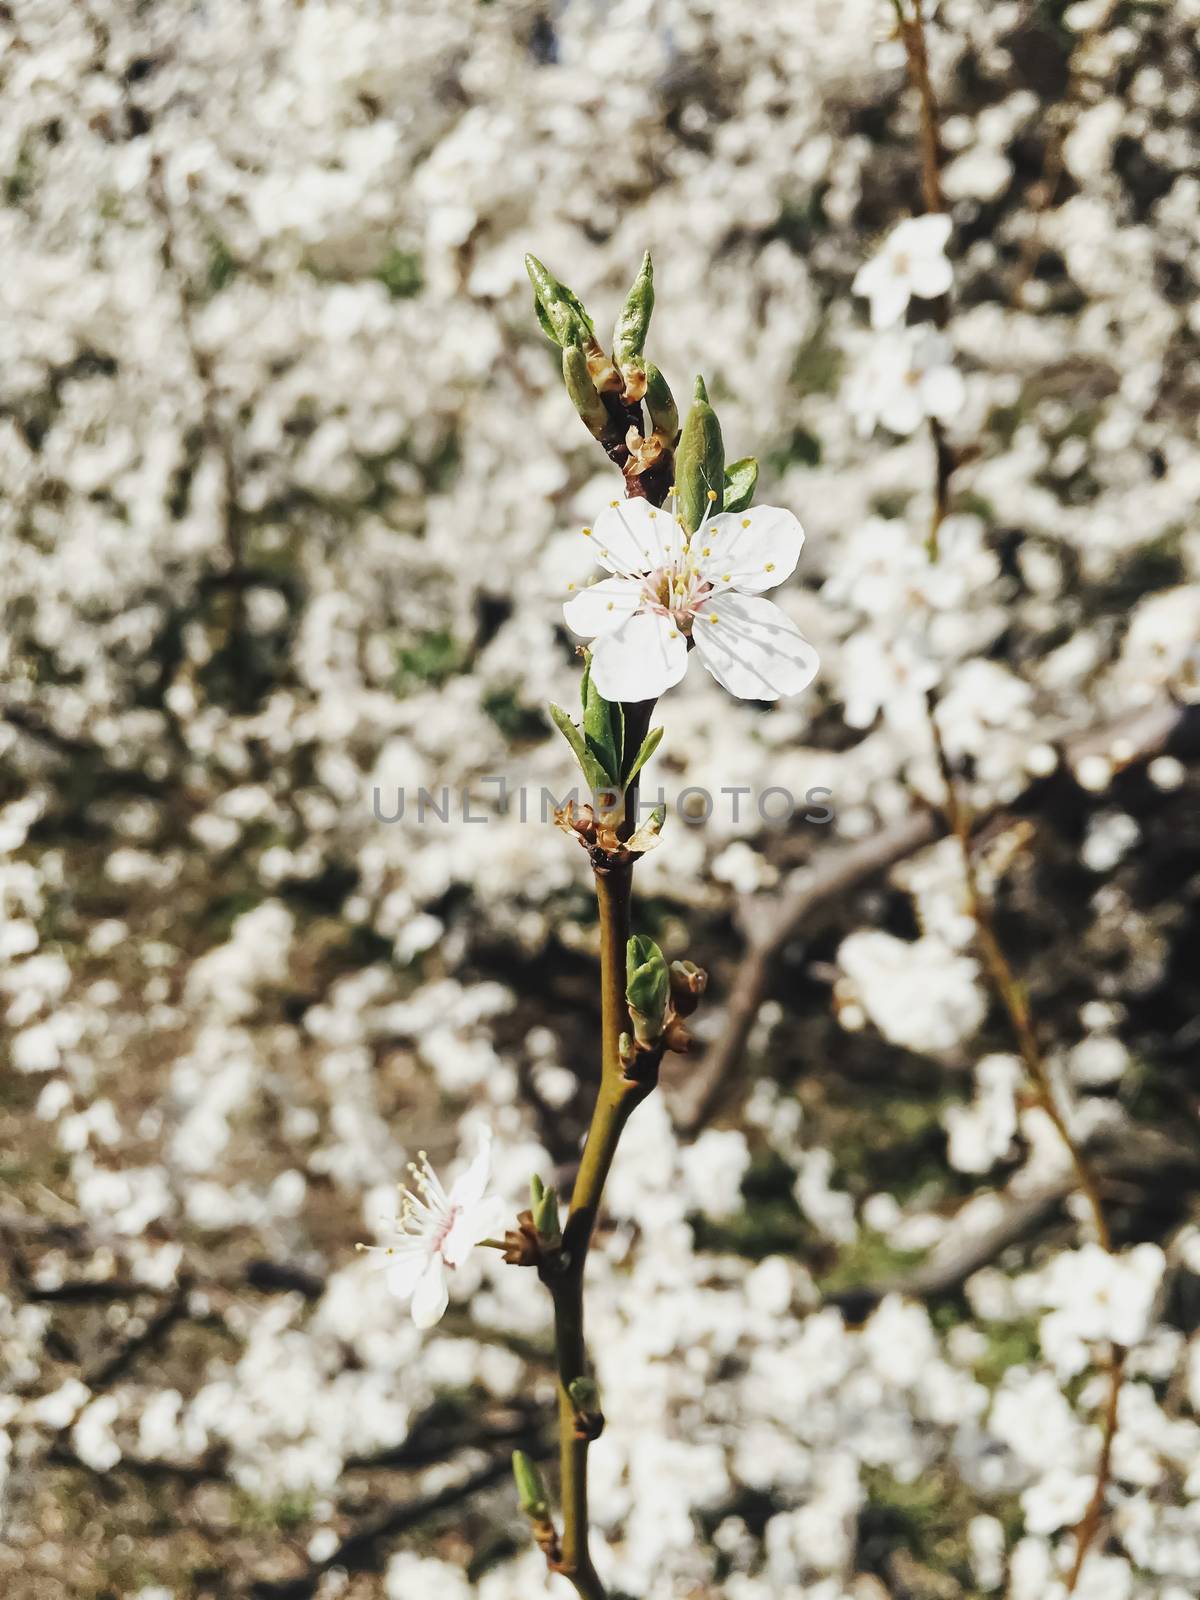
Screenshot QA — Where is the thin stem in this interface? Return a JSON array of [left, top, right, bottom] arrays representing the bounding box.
[[893, 0, 951, 556], [925, 706, 1121, 1586], [547, 862, 654, 1599]]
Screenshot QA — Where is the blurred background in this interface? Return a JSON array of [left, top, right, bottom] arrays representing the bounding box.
[[2, 1, 1200, 1597]]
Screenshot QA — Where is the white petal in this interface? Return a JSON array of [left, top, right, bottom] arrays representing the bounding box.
[[909, 252, 954, 301], [852, 253, 886, 298], [443, 1196, 508, 1267], [868, 277, 911, 331], [878, 384, 926, 436], [896, 212, 952, 257], [448, 1130, 492, 1210], [695, 505, 805, 595], [692, 593, 819, 701], [563, 577, 643, 639], [921, 364, 966, 422], [411, 1255, 450, 1328], [385, 1247, 431, 1300], [588, 609, 688, 702], [589, 497, 676, 577]]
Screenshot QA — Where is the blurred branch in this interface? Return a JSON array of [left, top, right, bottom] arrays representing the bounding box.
[[678, 696, 1191, 1138]]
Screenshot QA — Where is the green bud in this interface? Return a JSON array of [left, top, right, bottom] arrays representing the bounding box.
[[563, 343, 610, 441], [676, 374, 725, 534], [568, 1376, 601, 1414], [723, 456, 759, 514], [525, 254, 594, 349], [512, 1449, 550, 1520], [612, 251, 654, 400], [643, 362, 679, 443], [530, 1176, 561, 1245], [626, 934, 670, 1043]]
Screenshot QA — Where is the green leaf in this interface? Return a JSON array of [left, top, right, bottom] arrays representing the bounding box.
[[612, 251, 654, 391], [549, 702, 615, 792], [676, 374, 725, 534], [583, 669, 623, 786], [723, 457, 759, 514], [623, 725, 663, 788], [644, 362, 679, 442], [562, 343, 609, 439], [512, 1450, 549, 1520], [525, 253, 594, 348]]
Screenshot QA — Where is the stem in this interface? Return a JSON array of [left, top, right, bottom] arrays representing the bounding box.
[[894, 0, 952, 558], [926, 705, 1121, 1586], [547, 861, 654, 1599]]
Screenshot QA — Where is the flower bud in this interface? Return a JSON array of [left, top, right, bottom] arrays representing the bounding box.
[[512, 1449, 550, 1521], [626, 934, 670, 1045], [612, 251, 654, 402], [676, 375, 725, 534], [643, 362, 679, 444], [525, 254, 594, 349], [669, 959, 708, 1018], [563, 343, 611, 441]]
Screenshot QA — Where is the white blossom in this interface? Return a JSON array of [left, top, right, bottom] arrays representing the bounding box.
[[852, 212, 954, 328], [361, 1132, 506, 1328], [563, 492, 818, 702]]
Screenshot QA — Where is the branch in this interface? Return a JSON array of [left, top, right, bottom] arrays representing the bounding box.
[[678, 696, 1189, 1138]]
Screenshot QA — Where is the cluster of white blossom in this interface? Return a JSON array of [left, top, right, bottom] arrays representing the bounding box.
[[2, 0, 1199, 1596]]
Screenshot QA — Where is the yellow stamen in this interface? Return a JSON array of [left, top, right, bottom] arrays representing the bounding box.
[[708, 613, 718, 623], [582, 527, 592, 537], [765, 563, 775, 572], [742, 518, 751, 528], [707, 489, 717, 502]]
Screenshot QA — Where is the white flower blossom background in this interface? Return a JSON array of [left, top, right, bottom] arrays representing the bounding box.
[[1, 2, 1199, 1598]]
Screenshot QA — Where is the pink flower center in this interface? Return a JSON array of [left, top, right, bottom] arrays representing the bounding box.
[[641, 563, 713, 635]]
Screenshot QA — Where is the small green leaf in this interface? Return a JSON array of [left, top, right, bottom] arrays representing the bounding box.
[[676, 374, 725, 534], [549, 702, 615, 792], [525, 254, 594, 348], [644, 362, 679, 442], [512, 1450, 550, 1520], [626, 934, 670, 1037], [723, 457, 759, 514], [623, 725, 663, 787], [583, 669, 623, 786], [562, 343, 610, 440], [612, 251, 654, 395], [530, 1178, 561, 1245]]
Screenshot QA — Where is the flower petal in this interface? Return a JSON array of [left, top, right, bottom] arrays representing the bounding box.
[[900, 211, 952, 257], [448, 1130, 492, 1210], [443, 1196, 508, 1267], [385, 1247, 431, 1300], [909, 252, 953, 301], [563, 576, 643, 639], [588, 609, 688, 702], [411, 1254, 450, 1329], [692, 593, 819, 701], [695, 505, 805, 595], [589, 497, 677, 577], [867, 275, 911, 331], [920, 364, 966, 422]]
